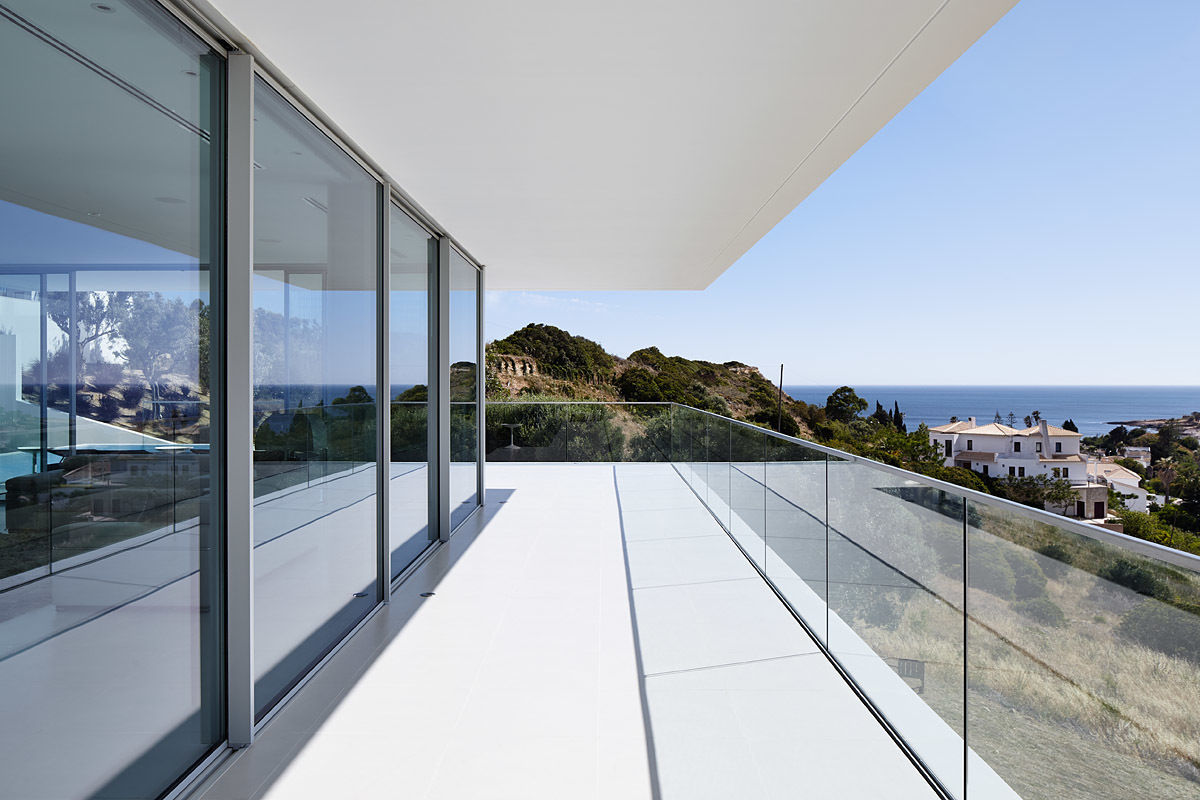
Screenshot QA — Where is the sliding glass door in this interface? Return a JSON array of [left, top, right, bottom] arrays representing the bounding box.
[[250, 78, 379, 719], [0, 1, 225, 796], [389, 206, 435, 577], [449, 250, 480, 529]]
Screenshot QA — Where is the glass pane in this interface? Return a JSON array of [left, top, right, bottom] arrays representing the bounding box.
[[449, 250, 478, 529], [389, 206, 432, 577], [827, 459, 966, 798], [625, 403, 672, 462], [966, 504, 1200, 799], [703, 416, 731, 531], [484, 402, 570, 462], [684, 409, 708, 499], [484, 403, 672, 463], [727, 423, 765, 564], [764, 439, 828, 643], [0, 0, 224, 795], [252, 78, 378, 719]]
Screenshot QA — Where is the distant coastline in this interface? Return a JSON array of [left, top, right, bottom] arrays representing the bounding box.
[[1105, 417, 1200, 436], [782, 385, 1200, 438]]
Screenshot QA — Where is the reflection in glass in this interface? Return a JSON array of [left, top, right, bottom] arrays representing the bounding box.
[[483, 402, 672, 462], [252, 79, 378, 719], [449, 250, 478, 529], [0, 1, 224, 796], [389, 206, 433, 577], [826, 460, 966, 797], [966, 505, 1200, 799], [764, 440, 828, 641]]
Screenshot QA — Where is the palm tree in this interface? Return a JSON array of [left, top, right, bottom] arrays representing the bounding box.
[[1157, 457, 1178, 505]]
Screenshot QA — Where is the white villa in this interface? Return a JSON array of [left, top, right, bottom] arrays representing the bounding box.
[[1088, 459, 1159, 513], [929, 417, 1085, 482], [929, 417, 1109, 520]]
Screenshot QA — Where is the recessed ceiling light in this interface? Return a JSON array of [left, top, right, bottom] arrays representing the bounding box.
[[182, 69, 198, 77], [302, 196, 328, 213], [257, 238, 281, 244], [91, 3, 115, 13], [86, 211, 102, 217], [154, 196, 185, 204], [252, 161, 264, 170]]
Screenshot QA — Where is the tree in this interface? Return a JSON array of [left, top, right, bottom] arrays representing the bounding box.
[[825, 386, 867, 423], [1044, 478, 1077, 516], [1024, 415, 1033, 428], [615, 367, 665, 402], [332, 385, 373, 407], [44, 290, 132, 373], [197, 300, 210, 393], [993, 474, 1073, 514], [870, 400, 891, 427], [1152, 421, 1181, 463], [118, 293, 197, 419], [1031, 410, 1042, 424], [1062, 419, 1079, 433], [1156, 457, 1178, 506], [1114, 457, 1147, 478], [892, 401, 906, 433], [489, 323, 614, 380], [993, 410, 1003, 424], [1007, 411, 1017, 427]]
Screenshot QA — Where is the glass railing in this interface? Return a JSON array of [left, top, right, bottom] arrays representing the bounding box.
[[251, 400, 378, 498], [0, 400, 383, 587], [485, 402, 672, 463], [1, 432, 213, 586], [483, 401, 1200, 798], [666, 403, 1200, 800]]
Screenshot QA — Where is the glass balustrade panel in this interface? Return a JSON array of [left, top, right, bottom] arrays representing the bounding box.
[[966, 502, 1200, 800], [827, 457, 967, 798]]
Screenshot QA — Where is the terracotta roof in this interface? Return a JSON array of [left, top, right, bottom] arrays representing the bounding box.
[[1089, 462, 1142, 485], [929, 421, 976, 433], [1016, 425, 1082, 437], [960, 423, 1019, 436]]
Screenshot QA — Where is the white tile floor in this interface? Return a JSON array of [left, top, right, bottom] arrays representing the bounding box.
[[192, 462, 937, 800]]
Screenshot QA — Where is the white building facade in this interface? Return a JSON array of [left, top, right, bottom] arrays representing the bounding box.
[[929, 417, 1086, 482], [929, 417, 1108, 520]]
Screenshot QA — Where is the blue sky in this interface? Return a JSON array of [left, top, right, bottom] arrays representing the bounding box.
[[486, 0, 1200, 386]]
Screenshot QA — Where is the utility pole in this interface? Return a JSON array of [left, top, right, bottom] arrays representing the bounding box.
[[777, 364, 784, 433]]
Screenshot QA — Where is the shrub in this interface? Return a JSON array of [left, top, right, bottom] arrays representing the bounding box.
[[1036, 542, 1073, 564], [1004, 549, 1048, 599], [1036, 542, 1074, 579], [1098, 558, 1170, 600], [1013, 597, 1066, 627], [89, 360, 126, 388], [1117, 600, 1200, 663], [97, 396, 120, 422], [615, 367, 664, 402], [120, 383, 146, 408]]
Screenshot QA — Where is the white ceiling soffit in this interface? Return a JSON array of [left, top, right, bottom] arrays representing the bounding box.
[[204, 0, 1017, 290]]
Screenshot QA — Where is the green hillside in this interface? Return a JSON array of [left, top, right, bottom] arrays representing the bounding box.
[[487, 323, 817, 438]]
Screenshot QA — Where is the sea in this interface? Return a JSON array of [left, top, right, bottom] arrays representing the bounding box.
[[782, 386, 1200, 437]]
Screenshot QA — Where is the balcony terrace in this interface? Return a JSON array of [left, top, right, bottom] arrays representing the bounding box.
[[191, 461, 938, 800], [185, 403, 1200, 800]]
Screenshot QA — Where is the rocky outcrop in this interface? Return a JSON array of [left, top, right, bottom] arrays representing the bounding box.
[[492, 354, 539, 377]]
